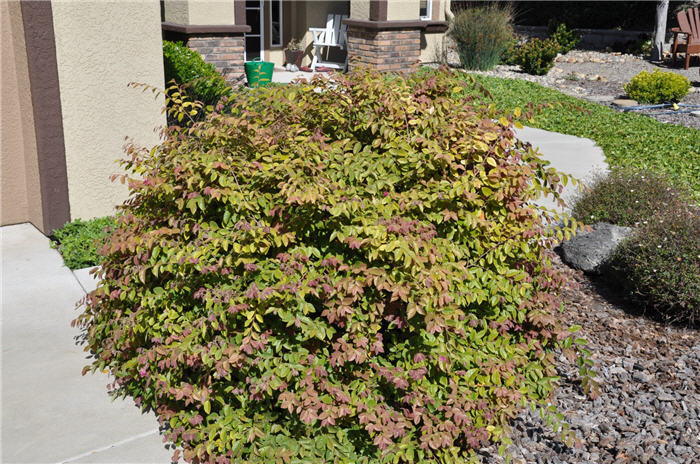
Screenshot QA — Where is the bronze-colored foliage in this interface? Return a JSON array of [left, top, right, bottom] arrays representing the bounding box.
[[75, 67, 595, 464]]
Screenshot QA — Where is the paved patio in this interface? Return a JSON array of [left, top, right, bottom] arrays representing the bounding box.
[[0, 127, 605, 463]]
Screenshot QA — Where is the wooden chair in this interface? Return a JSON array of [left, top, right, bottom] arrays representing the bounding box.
[[309, 14, 348, 71], [671, 7, 700, 69]]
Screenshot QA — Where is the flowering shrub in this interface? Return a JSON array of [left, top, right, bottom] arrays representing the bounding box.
[[623, 69, 691, 104], [75, 68, 595, 463]]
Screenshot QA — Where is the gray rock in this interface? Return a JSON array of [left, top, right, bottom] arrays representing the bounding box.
[[557, 223, 634, 274], [612, 98, 639, 108]]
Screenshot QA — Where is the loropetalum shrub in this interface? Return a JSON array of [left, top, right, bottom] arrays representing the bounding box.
[[571, 168, 692, 227], [163, 40, 231, 107], [51, 216, 116, 269], [449, 5, 515, 70], [623, 69, 691, 104], [76, 68, 596, 464], [516, 38, 559, 75]]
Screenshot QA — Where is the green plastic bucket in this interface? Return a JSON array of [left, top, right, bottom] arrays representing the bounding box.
[[244, 58, 274, 88]]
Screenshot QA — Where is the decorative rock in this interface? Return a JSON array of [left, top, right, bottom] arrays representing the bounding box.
[[612, 98, 639, 108], [557, 223, 634, 275], [691, 111, 700, 118]]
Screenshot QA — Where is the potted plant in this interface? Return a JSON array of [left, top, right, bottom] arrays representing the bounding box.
[[284, 38, 304, 67]]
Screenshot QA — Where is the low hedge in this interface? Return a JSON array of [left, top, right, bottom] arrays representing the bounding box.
[[76, 68, 595, 464], [163, 40, 231, 107]]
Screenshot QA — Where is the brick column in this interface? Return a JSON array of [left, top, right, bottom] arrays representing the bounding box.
[[343, 19, 447, 73], [186, 36, 245, 83], [162, 23, 250, 85]]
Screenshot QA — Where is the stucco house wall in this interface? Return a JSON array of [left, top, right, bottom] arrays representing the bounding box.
[[51, 0, 166, 220], [1, 0, 43, 230]]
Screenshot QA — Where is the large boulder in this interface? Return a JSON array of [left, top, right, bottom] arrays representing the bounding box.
[[557, 222, 634, 274]]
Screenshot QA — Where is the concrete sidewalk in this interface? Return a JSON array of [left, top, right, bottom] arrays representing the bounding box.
[[0, 128, 606, 463], [1, 223, 173, 463], [516, 126, 608, 212]]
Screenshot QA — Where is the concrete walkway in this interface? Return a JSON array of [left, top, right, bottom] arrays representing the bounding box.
[[0, 128, 605, 463], [516, 126, 608, 212], [1, 223, 172, 463]]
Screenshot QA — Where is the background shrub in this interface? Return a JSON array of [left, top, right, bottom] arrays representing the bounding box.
[[609, 206, 699, 325], [623, 69, 691, 104], [162, 40, 231, 107], [51, 216, 115, 269], [516, 38, 559, 75], [77, 68, 594, 463], [571, 168, 692, 226], [548, 22, 580, 54], [570, 168, 699, 325], [449, 5, 515, 70]]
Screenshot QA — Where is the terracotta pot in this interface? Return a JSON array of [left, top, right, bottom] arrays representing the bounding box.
[[284, 49, 304, 67]]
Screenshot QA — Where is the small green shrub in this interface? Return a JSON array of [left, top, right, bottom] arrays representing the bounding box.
[[623, 69, 691, 104], [449, 5, 515, 70], [76, 68, 596, 464], [500, 36, 520, 65], [609, 206, 700, 325], [516, 38, 559, 75], [162, 40, 231, 107], [548, 22, 580, 54], [51, 216, 116, 269], [571, 168, 692, 227]]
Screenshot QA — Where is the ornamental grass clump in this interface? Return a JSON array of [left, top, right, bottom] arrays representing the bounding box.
[[449, 5, 515, 70], [76, 67, 595, 464]]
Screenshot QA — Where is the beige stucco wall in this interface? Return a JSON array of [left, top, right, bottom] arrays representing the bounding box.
[[387, 0, 419, 21], [420, 0, 452, 63], [163, 0, 190, 24], [1, 1, 43, 229], [188, 0, 236, 25], [350, 0, 370, 20], [164, 0, 236, 25], [51, 0, 165, 220]]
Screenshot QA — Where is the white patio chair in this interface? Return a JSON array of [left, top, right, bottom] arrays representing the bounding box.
[[309, 13, 348, 71]]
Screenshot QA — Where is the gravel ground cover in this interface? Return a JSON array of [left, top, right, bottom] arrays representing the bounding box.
[[458, 50, 700, 129], [478, 256, 699, 464]]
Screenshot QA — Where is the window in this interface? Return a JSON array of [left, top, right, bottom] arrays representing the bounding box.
[[270, 0, 282, 47], [419, 0, 432, 20]]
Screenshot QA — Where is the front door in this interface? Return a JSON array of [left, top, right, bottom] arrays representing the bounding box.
[[245, 0, 264, 61]]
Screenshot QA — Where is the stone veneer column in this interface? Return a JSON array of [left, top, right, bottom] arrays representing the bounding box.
[[343, 19, 448, 73]]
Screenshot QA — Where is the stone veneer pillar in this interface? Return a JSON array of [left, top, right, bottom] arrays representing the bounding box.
[[162, 23, 250, 84], [343, 19, 448, 73]]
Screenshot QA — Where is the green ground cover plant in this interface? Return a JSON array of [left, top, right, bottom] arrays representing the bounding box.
[[449, 5, 515, 71], [623, 69, 691, 104], [469, 75, 700, 196], [51, 216, 116, 269], [76, 67, 596, 464], [571, 168, 699, 325]]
